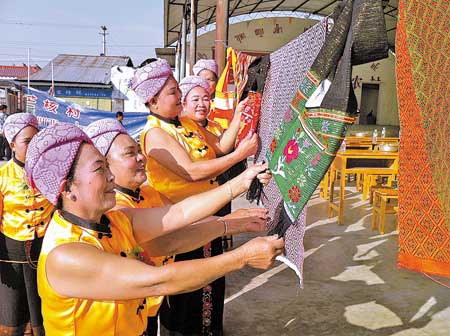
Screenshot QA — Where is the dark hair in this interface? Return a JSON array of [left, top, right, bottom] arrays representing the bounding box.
[[139, 58, 158, 68], [56, 143, 83, 210], [116, 111, 123, 118], [0, 104, 7, 111]]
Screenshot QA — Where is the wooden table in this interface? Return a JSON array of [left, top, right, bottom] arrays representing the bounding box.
[[319, 137, 399, 199], [328, 149, 399, 225], [344, 136, 399, 151]]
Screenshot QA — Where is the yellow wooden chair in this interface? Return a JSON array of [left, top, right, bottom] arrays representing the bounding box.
[[372, 188, 399, 234]]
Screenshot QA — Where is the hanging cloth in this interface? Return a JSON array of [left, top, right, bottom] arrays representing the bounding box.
[[396, 0, 450, 277]]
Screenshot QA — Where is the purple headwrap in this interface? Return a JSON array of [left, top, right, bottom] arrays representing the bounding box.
[[179, 76, 210, 102], [85, 118, 128, 156], [25, 123, 92, 205], [3, 113, 39, 144], [193, 59, 218, 77], [130, 58, 173, 104]]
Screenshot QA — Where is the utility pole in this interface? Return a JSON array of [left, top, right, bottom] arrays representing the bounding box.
[[215, 0, 229, 75], [189, 0, 198, 75], [180, 7, 188, 79], [100, 26, 108, 56]]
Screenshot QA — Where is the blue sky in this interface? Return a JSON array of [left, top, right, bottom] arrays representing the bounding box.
[[0, 0, 164, 67]]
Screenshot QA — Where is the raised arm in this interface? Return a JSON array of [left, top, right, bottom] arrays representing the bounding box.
[[45, 235, 284, 301], [204, 98, 247, 156], [123, 163, 271, 244], [145, 126, 257, 182]]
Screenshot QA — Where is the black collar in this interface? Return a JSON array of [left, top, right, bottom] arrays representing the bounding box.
[[115, 185, 144, 203], [149, 111, 182, 127], [60, 210, 112, 239], [13, 156, 25, 168]]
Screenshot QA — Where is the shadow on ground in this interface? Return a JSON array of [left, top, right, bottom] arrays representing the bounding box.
[[224, 185, 449, 336]]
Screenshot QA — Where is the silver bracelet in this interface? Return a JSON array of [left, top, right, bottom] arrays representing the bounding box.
[[218, 217, 228, 235]]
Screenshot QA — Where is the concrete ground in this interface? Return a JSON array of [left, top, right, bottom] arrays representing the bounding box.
[[225, 183, 450, 336]]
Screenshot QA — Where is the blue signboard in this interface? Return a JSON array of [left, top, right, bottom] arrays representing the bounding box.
[[23, 87, 149, 141], [35, 86, 112, 98]]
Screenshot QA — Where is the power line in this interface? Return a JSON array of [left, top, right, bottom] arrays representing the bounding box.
[[0, 19, 98, 29], [0, 41, 161, 48]]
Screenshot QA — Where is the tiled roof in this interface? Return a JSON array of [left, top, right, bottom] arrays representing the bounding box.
[[0, 65, 40, 79], [29, 54, 133, 84]]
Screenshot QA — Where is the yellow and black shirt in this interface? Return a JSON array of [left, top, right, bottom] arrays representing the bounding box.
[[0, 158, 54, 242], [38, 210, 149, 336], [140, 112, 218, 203]]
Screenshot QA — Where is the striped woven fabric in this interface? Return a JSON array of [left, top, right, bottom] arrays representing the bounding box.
[[396, 0, 450, 277], [210, 48, 256, 129]]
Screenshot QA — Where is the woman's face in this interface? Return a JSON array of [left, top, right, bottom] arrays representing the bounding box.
[[198, 69, 218, 97], [69, 143, 116, 215], [153, 76, 182, 118], [10, 126, 38, 163], [106, 134, 147, 191], [182, 86, 211, 123]]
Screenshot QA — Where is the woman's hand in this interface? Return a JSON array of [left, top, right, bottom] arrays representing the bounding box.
[[234, 131, 258, 160], [234, 97, 248, 118], [222, 207, 268, 234], [256, 167, 272, 186], [230, 162, 270, 195], [236, 235, 284, 270]]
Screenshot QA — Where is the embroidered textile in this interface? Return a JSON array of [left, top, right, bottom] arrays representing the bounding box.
[[260, 0, 389, 284], [396, 0, 450, 277], [255, 19, 329, 284], [268, 0, 387, 221], [235, 92, 262, 148]]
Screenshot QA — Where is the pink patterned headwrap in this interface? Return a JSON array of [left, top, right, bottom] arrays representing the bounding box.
[[3, 113, 39, 144], [130, 58, 173, 104], [85, 118, 128, 156], [25, 123, 92, 205], [193, 59, 218, 77], [179, 76, 210, 102]]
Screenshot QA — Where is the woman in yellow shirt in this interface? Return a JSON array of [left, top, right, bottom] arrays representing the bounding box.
[[132, 59, 260, 335], [26, 122, 283, 336], [86, 118, 267, 336], [0, 113, 54, 335]]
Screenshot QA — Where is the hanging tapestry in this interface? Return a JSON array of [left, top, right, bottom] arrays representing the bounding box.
[[211, 48, 257, 129], [258, 0, 388, 285], [236, 56, 270, 148], [256, 18, 329, 285], [235, 91, 262, 148], [268, 0, 388, 223], [396, 0, 450, 277]]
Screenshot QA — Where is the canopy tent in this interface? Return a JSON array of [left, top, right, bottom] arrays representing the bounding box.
[[164, 0, 398, 49]]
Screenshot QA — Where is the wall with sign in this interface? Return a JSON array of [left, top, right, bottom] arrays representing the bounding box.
[[352, 52, 398, 126], [195, 17, 319, 58], [63, 97, 112, 111], [34, 86, 114, 111], [195, 16, 398, 126]]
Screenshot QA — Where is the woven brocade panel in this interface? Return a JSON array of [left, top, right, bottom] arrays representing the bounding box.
[[396, 0, 450, 277]]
